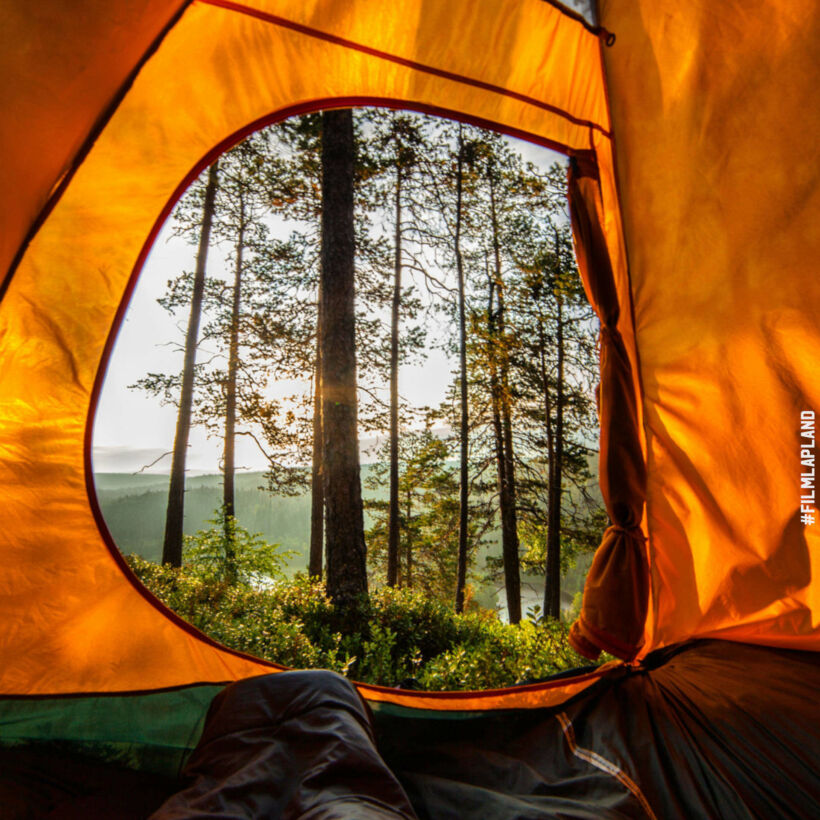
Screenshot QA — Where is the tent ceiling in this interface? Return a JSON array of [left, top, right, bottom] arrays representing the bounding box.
[[0, 0, 188, 291]]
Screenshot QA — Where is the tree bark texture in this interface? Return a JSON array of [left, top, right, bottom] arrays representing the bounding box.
[[545, 276, 564, 619], [319, 108, 368, 605], [387, 164, 402, 587], [489, 169, 521, 624], [454, 126, 470, 614], [162, 161, 219, 566], [536, 307, 557, 616], [222, 201, 245, 582], [308, 281, 324, 578], [487, 280, 509, 600]]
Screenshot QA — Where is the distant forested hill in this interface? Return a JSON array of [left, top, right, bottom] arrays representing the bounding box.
[[95, 472, 315, 568], [94, 465, 597, 616]]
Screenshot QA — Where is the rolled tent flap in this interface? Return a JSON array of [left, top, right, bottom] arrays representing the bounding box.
[[597, 0, 820, 653], [567, 155, 649, 661]]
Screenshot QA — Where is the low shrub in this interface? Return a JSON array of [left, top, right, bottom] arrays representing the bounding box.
[[126, 555, 592, 690]]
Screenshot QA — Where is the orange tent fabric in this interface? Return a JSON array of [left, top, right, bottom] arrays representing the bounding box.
[[0, 0, 188, 292], [599, 0, 820, 653], [0, 0, 619, 702], [0, 0, 817, 710]]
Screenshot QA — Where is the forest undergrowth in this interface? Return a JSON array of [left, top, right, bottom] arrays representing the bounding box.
[[127, 551, 595, 691]]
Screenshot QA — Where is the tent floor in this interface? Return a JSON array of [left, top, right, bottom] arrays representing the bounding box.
[[0, 746, 177, 819], [376, 639, 820, 819], [2, 640, 818, 819]]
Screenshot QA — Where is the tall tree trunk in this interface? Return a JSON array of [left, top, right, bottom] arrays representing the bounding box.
[[487, 278, 511, 609], [545, 264, 564, 619], [536, 305, 557, 616], [319, 108, 368, 606], [308, 280, 324, 578], [488, 167, 521, 624], [405, 489, 413, 588], [454, 125, 470, 614], [223, 200, 245, 584], [162, 161, 219, 567], [499, 359, 522, 623], [387, 163, 402, 587]]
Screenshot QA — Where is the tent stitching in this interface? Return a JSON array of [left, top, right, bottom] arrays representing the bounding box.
[[556, 711, 659, 819], [198, 0, 612, 137], [0, 0, 194, 298]]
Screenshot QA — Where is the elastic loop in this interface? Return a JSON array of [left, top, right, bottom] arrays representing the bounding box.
[[607, 524, 646, 541]]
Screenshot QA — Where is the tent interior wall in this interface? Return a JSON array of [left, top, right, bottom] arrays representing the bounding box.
[[0, 0, 818, 817]]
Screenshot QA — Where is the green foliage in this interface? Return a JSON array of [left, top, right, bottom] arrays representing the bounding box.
[[416, 615, 582, 690], [127, 554, 591, 690], [365, 428, 482, 600], [95, 473, 321, 566], [519, 504, 608, 577], [183, 507, 294, 585]]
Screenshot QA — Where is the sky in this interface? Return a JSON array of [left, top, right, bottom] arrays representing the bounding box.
[[91, 124, 565, 475]]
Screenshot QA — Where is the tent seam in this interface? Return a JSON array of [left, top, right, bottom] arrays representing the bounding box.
[[196, 0, 611, 138], [556, 711, 659, 819], [0, 0, 195, 302]]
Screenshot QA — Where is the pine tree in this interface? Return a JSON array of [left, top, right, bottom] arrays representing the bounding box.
[[474, 134, 523, 623], [319, 108, 368, 605], [361, 110, 428, 586], [507, 165, 602, 618], [133, 130, 310, 576], [273, 114, 326, 577], [161, 161, 219, 567]]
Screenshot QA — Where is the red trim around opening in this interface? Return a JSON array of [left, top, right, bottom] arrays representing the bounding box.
[[84, 95, 603, 694], [356, 664, 610, 703]]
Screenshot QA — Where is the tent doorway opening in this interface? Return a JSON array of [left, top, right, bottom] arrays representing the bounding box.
[[92, 106, 605, 690]]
